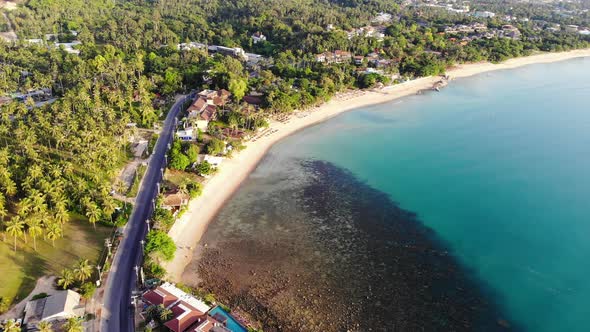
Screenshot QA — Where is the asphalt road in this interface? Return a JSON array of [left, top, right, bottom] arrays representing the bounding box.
[[101, 94, 193, 332]]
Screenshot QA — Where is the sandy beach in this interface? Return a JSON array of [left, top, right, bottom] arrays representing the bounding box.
[[163, 48, 590, 281]]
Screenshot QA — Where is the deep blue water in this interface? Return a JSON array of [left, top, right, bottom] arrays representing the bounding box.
[[272, 57, 590, 331]]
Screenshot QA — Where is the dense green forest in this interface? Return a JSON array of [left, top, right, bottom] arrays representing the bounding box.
[[0, 0, 589, 308]]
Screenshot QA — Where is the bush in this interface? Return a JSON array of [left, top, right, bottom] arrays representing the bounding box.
[[229, 140, 245, 152], [203, 293, 216, 305], [195, 161, 212, 176], [153, 207, 175, 231], [0, 297, 10, 313], [185, 144, 200, 164], [127, 164, 147, 197], [169, 152, 190, 171], [112, 203, 132, 227], [219, 303, 231, 313], [31, 292, 49, 300], [175, 283, 195, 295], [145, 230, 176, 261], [80, 282, 97, 299], [169, 139, 191, 170], [144, 260, 166, 279], [187, 181, 203, 198], [206, 138, 225, 155], [148, 134, 159, 154]]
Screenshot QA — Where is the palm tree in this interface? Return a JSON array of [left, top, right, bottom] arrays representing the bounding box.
[[85, 203, 101, 229], [102, 197, 117, 223], [58, 268, 75, 289], [159, 305, 173, 322], [27, 217, 43, 251], [177, 183, 188, 197], [73, 259, 93, 282], [145, 304, 160, 322], [6, 216, 24, 252], [29, 164, 44, 184], [46, 221, 62, 247], [3, 179, 17, 197], [63, 317, 83, 332], [54, 206, 70, 229], [2, 319, 21, 332], [114, 179, 127, 196], [37, 321, 54, 332]]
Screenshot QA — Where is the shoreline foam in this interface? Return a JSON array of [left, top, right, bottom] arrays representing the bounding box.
[[163, 48, 590, 281]]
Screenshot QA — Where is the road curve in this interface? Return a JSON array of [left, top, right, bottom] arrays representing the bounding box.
[[101, 94, 193, 332]]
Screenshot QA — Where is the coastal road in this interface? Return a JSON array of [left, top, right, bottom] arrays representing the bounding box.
[[101, 93, 193, 332]]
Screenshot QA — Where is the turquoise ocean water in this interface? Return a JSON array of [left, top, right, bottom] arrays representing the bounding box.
[[268, 57, 590, 331]]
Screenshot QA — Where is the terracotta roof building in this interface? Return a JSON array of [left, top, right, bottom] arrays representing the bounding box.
[[143, 283, 213, 332], [164, 301, 207, 332], [191, 314, 231, 332], [142, 287, 178, 308]]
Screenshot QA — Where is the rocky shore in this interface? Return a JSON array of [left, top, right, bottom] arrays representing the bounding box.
[[183, 160, 515, 331]]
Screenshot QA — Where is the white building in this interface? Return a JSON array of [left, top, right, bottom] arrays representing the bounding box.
[[24, 290, 84, 326], [199, 154, 224, 168], [208, 45, 247, 60], [251, 32, 267, 44], [372, 12, 392, 24], [177, 42, 207, 51], [474, 11, 495, 18], [55, 41, 82, 54], [176, 127, 195, 141], [25, 39, 44, 44], [159, 282, 211, 314]]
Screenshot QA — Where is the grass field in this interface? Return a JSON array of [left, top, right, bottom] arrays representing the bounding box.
[[0, 216, 113, 305], [164, 169, 202, 189]]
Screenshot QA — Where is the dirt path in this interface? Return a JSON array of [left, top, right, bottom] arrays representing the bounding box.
[[0, 2, 18, 42]]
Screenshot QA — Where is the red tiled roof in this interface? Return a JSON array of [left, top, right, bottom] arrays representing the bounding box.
[[143, 287, 178, 307], [200, 105, 217, 121], [212, 96, 224, 107], [187, 98, 208, 116], [221, 128, 246, 139], [218, 89, 231, 98], [191, 315, 223, 332], [197, 90, 230, 107], [164, 302, 207, 332]]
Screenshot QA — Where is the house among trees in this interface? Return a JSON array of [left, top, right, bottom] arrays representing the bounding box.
[[207, 45, 247, 61], [24, 290, 84, 327], [198, 155, 224, 168], [186, 90, 231, 132], [161, 191, 190, 215], [474, 11, 495, 18], [176, 127, 196, 141], [197, 89, 231, 106], [251, 31, 266, 44], [315, 50, 352, 64], [371, 12, 392, 24]]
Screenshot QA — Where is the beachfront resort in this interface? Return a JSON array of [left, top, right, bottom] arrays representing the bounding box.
[[141, 282, 249, 332]]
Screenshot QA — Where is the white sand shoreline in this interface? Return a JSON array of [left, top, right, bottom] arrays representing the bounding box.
[[163, 48, 590, 281]]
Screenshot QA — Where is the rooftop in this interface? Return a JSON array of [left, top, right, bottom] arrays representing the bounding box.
[[160, 282, 211, 314]]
